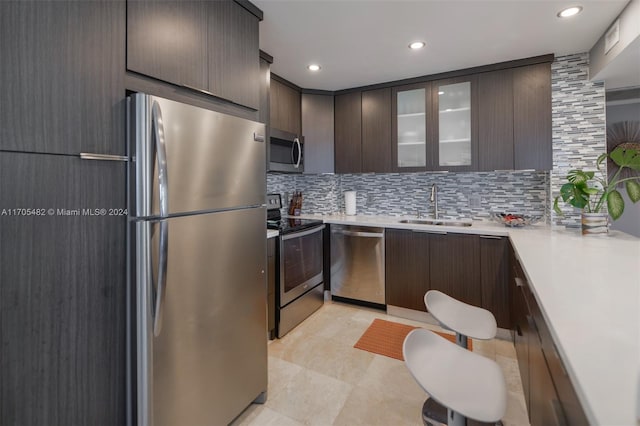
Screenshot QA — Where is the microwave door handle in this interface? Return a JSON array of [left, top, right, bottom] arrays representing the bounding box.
[[151, 101, 169, 217], [294, 138, 301, 168], [153, 219, 169, 336]]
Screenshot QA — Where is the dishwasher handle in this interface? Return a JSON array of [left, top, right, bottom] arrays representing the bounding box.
[[337, 230, 384, 238]]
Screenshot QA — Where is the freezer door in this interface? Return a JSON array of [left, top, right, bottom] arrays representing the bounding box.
[[136, 207, 267, 426], [130, 93, 266, 218]]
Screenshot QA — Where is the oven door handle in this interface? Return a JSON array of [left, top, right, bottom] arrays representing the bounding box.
[[281, 224, 325, 240]]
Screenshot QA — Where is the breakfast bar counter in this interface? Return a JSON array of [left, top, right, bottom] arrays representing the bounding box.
[[297, 213, 640, 425]]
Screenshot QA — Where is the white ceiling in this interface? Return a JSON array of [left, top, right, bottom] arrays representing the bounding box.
[[254, 0, 630, 91]]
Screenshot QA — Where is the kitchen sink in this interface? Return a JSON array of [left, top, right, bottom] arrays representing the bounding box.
[[398, 219, 472, 227]]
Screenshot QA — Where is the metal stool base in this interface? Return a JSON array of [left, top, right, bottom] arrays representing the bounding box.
[[422, 398, 504, 426]]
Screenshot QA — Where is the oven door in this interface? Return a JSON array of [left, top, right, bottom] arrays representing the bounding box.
[[279, 224, 325, 306]]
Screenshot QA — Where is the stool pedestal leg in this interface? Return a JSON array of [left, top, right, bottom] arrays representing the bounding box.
[[455, 333, 468, 349], [448, 409, 466, 426]]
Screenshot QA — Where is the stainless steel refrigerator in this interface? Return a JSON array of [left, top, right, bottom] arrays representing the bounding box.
[[128, 93, 267, 426]]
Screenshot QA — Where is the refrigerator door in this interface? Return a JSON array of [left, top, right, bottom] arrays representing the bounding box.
[[130, 93, 266, 218], [136, 207, 267, 426]]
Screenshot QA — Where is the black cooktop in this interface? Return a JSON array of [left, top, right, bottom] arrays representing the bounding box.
[[266, 193, 323, 235], [267, 217, 324, 235]]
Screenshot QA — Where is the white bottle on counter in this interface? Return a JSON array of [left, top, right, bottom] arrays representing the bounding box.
[[345, 191, 356, 215]]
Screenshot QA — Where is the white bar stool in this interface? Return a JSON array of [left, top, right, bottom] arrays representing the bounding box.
[[403, 329, 507, 426], [424, 290, 497, 349]]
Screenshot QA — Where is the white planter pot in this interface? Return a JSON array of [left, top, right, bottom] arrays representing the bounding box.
[[581, 212, 609, 235]]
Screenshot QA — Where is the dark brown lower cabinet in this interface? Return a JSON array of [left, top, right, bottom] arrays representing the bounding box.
[[385, 229, 431, 311], [385, 230, 508, 325], [528, 313, 565, 426], [511, 250, 588, 426], [267, 237, 276, 339], [479, 236, 510, 328], [429, 233, 481, 307], [0, 152, 126, 426]]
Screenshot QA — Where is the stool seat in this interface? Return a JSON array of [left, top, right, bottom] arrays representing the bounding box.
[[425, 290, 497, 340], [403, 329, 507, 423]]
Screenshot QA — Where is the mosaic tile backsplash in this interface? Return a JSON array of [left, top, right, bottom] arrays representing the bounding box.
[[267, 171, 548, 220], [550, 53, 606, 226], [268, 53, 606, 227]]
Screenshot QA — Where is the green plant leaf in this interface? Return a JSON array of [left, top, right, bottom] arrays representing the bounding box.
[[626, 180, 640, 203], [607, 190, 624, 220], [583, 187, 599, 195], [567, 170, 594, 184], [596, 152, 608, 169], [560, 183, 589, 209], [553, 197, 563, 215], [610, 147, 640, 171]]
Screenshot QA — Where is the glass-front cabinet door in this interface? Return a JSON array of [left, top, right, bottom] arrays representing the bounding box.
[[392, 83, 430, 171], [431, 77, 478, 171]]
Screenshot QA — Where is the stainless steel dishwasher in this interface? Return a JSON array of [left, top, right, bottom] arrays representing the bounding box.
[[330, 225, 385, 305]]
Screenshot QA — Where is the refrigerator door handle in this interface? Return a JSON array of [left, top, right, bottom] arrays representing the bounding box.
[[152, 101, 169, 218], [153, 220, 169, 336]]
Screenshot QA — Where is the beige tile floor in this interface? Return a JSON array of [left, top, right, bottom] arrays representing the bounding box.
[[232, 301, 529, 426]]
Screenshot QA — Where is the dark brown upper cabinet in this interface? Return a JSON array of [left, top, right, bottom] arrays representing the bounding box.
[[270, 77, 301, 136], [332, 56, 552, 174], [334, 91, 362, 173], [478, 69, 514, 171], [430, 76, 479, 172], [208, 0, 260, 110], [302, 93, 334, 174], [392, 83, 432, 172], [0, 0, 125, 156], [127, 0, 260, 110], [362, 88, 392, 173], [514, 63, 552, 171]]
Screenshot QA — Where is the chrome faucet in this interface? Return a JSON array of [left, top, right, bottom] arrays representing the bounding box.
[[430, 184, 438, 219]]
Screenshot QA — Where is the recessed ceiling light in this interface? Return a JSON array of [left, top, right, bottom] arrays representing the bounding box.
[[557, 6, 583, 18], [438, 91, 444, 95], [409, 41, 426, 50], [307, 64, 321, 71]]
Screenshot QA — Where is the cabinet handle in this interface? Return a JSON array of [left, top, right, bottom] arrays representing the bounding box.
[[80, 153, 128, 162], [551, 399, 568, 426], [515, 277, 525, 287], [479, 235, 502, 239], [183, 84, 215, 97], [412, 229, 447, 235]]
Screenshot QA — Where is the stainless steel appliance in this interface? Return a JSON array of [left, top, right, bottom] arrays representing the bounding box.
[[128, 93, 268, 426], [266, 194, 324, 337], [268, 128, 304, 173], [330, 225, 385, 306]]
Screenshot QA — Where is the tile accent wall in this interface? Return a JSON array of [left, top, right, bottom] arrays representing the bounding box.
[[551, 53, 607, 226], [268, 53, 606, 227], [267, 171, 548, 220]]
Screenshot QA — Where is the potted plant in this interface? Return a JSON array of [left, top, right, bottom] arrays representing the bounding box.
[[553, 146, 640, 234]]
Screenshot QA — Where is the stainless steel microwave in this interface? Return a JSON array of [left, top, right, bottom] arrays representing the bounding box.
[[269, 128, 304, 173]]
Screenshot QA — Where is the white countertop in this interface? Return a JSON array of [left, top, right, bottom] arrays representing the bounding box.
[[297, 213, 640, 425], [267, 229, 279, 239]]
